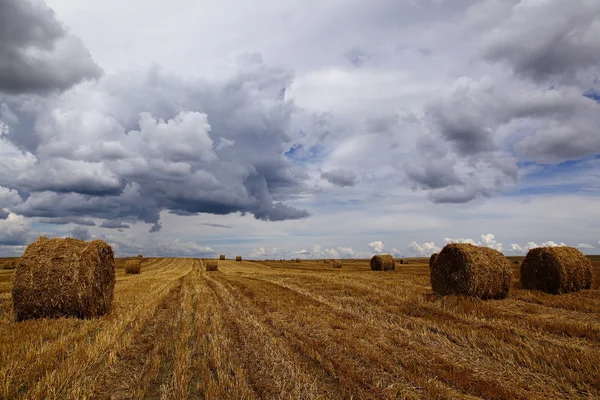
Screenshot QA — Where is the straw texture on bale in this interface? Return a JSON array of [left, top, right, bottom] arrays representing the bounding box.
[[125, 260, 141, 274], [206, 260, 218, 271], [520, 246, 592, 294], [429, 253, 438, 269], [12, 237, 116, 321], [332, 260, 343, 268], [235, 256, 242, 262], [370, 254, 395, 271], [219, 254, 226, 260], [430, 243, 512, 299]]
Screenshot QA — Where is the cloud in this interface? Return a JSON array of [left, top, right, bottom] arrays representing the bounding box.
[[100, 220, 130, 229], [197, 223, 232, 228], [407, 241, 440, 256], [0, 213, 34, 245], [368, 240, 384, 253], [69, 226, 91, 241], [0, 185, 21, 207], [481, 0, 600, 83], [511, 240, 567, 254], [321, 168, 359, 187], [38, 217, 96, 226], [1, 55, 310, 228], [149, 238, 215, 257], [0, 0, 102, 94], [577, 243, 594, 249], [0, 209, 8, 220], [444, 233, 503, 252]]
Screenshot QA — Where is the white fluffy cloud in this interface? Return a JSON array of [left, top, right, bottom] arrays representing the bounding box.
[[510, 240, 568, 254], [368, 240, 384, 253]]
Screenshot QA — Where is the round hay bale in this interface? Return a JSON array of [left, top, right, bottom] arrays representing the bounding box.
[[206, 260, 218, 271], [235, 256, 242, 262], [295, 258, 301, 263], [429, 253, 438, 269], [12, 237, 116, 321], [332, 260, 343, 268], [137, 254, 143, 258], [125, 260, 141, 274], [219, 254, 226, 260], [324, 259, 330, 264], [399, 259, 404, 265], [370, 254, 395, 271], [520, 246, 592, 294], [430, 243, 512, 299], [3, 259, 21, 270]]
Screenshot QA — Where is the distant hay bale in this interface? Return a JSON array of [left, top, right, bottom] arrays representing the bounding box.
[[236, 256, 242, 262], [430, 243, 512, 299], [513, 260, 520, 264], [429, 253, 438, 269], [125, 260, 141, 274], [370, 254, 395, 271], [206, 260, 218, 271], [332, 260, 343, 268], [324, 259, 330, 264], [137, 254, 143, 258], [296, 258, 301, 263], [219, 254, 226, 260], [520, 246, 592, 294], [399, 259, 404, 265], [3, 259, 20, 270], [12, 237, 116, 321]]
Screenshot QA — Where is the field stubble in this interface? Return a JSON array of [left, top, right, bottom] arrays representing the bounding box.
[[0, 258, 598, 399]]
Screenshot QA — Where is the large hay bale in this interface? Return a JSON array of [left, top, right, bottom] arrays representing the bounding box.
[[125, 260, 141, 274], [430, 243, 512, 299], [429, 253, 438, 269], [12, 237, 116, 321], [520, 246, 592, 294], [332, 260, 343, 268], [206, 260, 218, 271], [370, 254, 395, 271], [219, 254, 226, 260], [295, 258, 301, 263], [236, 256, 242, 262]]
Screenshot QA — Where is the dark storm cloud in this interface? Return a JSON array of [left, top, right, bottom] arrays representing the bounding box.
[[0, 210, 9, 220], [69, 226, 91, 240], [0, 0, 102, 94], [481, 0, 600, 83], [38, 217, 96, 226], [100, 220, 130, 229], [1, 54, 310, 227], [197, 223, 232, 229], [320, 169, 358, 187]]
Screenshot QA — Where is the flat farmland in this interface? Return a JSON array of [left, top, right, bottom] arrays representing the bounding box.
[[1, 258, 599, 399]]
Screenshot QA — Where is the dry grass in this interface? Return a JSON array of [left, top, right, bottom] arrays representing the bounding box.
[[332, 260, 343, 268], [0, 257, 599, 399]]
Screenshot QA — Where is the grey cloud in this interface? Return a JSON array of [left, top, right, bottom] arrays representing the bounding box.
[[198, 223, 232, 228], [100, 220, 130, 229], [0, 0, 102, 94], [0, 209, 9, 220], [38, 217, 96, 226], [69, 226, 91, 241], [0, 215, 33, 245], [2, 55, 310, 227], [149, 222, 162, 233], [481, 0, 600, 83], [405, 157, 462, 190], [321, 168, 359, 187]]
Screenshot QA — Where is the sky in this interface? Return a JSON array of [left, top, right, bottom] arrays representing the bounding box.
[[1, 0, 600, 259]]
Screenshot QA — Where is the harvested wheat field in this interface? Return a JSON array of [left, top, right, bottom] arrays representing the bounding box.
[[1, 257, 599, 399]]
